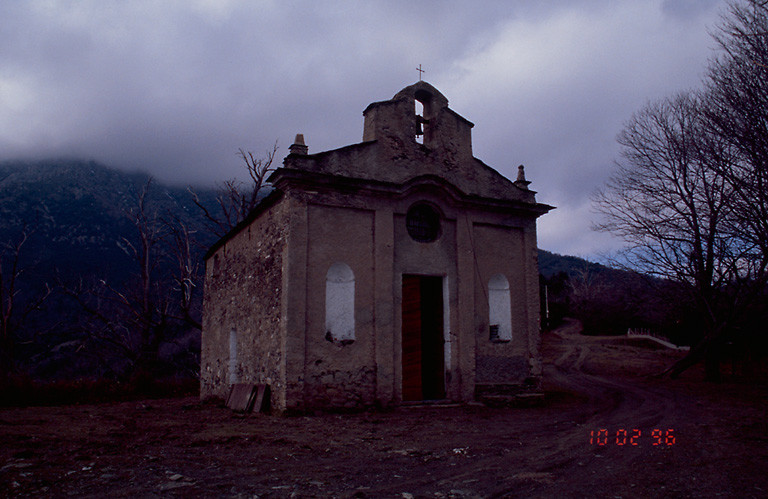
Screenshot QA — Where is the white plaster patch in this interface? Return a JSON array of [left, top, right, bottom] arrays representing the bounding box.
[[489, 274, 512, 341], [325, 262, 355, 342]]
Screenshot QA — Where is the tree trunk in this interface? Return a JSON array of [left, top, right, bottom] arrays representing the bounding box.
[[703, 337, 722, 382], [667, 325, 723, 381], [0, 329, 14, 387]]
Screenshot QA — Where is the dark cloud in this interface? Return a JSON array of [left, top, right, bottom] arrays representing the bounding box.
[[0, 0, 727, 257], [662, 0, 723, 20]]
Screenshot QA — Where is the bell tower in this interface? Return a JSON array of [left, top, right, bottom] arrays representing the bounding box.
[[362, 81, 473, 160]]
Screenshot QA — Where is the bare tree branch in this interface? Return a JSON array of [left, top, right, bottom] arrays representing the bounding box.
[[190, 142, 278, 239], [593, 92, 746, 380]]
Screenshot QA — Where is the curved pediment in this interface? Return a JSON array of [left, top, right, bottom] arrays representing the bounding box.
[[393, 81, 449, 111]]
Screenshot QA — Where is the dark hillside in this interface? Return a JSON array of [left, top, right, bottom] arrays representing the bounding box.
[[0, 159, 221, 384], [538, 250, 677, 338], [538, 249, 615, 280], [0, 159, 218, 284]]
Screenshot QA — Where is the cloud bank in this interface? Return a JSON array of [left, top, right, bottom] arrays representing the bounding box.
[[0, 0, 726, 257]]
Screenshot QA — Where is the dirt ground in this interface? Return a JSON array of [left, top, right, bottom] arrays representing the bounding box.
[[2, 320, 767, 498]]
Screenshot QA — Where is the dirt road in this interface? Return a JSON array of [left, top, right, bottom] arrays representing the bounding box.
[[2, 320, 767, 497]]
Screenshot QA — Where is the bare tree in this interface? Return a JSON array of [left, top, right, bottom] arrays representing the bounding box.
[[63, 179, 203, 380], [56, 144, 279, 382], [60, 276, 142, 376], [706, 0, 768, 281], [0, 227, 51, 383], [164, 216, 202, 330], [567, 263, 609, 306], [118, 179, 170, 374], [593, 92, 742, 380], [191, 142, 278, 238]]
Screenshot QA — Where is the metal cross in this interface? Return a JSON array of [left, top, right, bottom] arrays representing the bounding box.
[[417, 64, 425, 81]]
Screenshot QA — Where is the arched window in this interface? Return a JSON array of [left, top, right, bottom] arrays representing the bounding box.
[[488, 274, 512, 342], [228, 328, 238, 383], [325, 262, 355, 343]]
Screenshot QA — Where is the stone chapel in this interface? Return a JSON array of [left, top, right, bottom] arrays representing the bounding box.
[[200, 81, 553, 412]]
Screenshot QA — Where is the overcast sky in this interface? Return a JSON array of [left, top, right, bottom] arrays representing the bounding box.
[[1, 0, 729, 259]]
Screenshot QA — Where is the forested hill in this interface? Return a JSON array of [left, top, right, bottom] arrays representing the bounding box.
[[0, 159, 222, 382], [538, 248, 611, 279], [0, 159, 218, 285]]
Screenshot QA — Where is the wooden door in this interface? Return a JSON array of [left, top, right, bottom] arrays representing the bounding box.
[[402, 275, 445, 401]]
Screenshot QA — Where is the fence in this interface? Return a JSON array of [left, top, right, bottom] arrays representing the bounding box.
[[626, 328, 689, 350]]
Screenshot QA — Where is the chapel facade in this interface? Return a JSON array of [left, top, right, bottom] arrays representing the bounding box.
[[200, 81, 552, 412]]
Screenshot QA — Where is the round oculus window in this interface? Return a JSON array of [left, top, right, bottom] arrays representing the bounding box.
[[406, 203, 440, 243]]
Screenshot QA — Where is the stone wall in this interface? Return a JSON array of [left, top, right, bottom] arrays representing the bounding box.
[[200, 200, 289, 408]]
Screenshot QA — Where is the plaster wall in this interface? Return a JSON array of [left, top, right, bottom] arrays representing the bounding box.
[[471, 222, 530, 384], [302, 204, 377, 409]]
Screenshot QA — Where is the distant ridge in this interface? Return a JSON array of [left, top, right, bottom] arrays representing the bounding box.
[[538, 249, 612, 279], [0, 158, 218, 284]]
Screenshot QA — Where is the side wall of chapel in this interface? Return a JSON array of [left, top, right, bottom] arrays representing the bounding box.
[[200, 199, 289, 410]]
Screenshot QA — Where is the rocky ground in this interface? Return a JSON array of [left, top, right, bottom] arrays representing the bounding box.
[[2, 320, 767, 498]]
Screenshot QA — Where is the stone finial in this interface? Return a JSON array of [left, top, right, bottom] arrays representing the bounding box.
[[289, 134, 308, 155], [515, 164, 531, 189]]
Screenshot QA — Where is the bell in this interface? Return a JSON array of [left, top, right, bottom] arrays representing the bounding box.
[[416, 116, 429, 136]]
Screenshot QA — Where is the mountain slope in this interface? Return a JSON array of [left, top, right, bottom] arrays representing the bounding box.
[[0, 159, 217, 283]]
